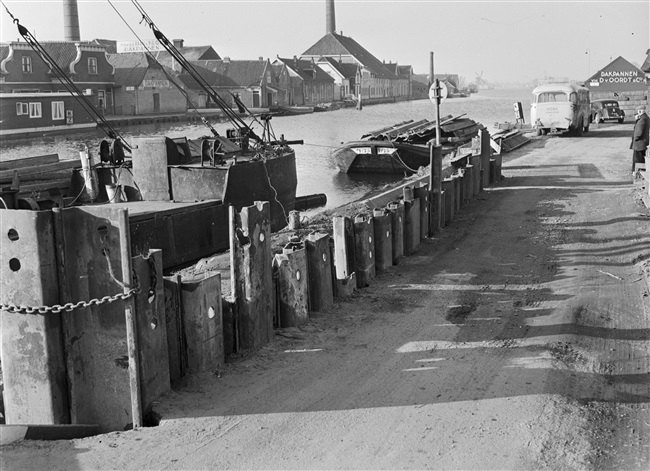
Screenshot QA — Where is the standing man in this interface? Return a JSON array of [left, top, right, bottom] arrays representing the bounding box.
[[631, 105, 649, 175]]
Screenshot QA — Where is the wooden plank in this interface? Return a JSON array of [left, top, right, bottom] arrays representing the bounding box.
[[0, 159, 79, 182], [163, 274, 185, 386], [0, 154, 59, 171]]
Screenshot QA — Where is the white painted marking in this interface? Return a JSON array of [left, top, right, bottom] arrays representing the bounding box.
[[284, 349, 323, 353], [390, 284, 536, 292], [403, 366, 439, 372], [415, 358, 446, 363]]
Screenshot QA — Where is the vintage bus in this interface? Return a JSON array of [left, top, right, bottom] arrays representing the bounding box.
[[530, 83, 590, 136]]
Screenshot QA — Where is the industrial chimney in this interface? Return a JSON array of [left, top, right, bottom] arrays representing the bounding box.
[[63, 0, 81, 41], [326, 0, 336, 34]]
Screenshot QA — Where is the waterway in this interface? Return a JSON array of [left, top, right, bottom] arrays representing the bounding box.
[[0, 88, 531, 210]]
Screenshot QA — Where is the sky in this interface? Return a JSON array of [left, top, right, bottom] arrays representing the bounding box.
[[1, 0, 648, 85]]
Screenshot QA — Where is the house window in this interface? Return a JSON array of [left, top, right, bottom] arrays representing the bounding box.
[[98, 90, 106, 111], [29, 102, 42, 118], [16, 102, 28, 115], [52, 101, 65, 120], [88, 57, 98, 75], [21, 56, 32, 73]]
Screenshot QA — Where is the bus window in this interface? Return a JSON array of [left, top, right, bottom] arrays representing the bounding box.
[[537, 92, 568, 103]]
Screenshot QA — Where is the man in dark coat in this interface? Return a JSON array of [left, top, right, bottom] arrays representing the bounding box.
[[631, 105, 649, 174]]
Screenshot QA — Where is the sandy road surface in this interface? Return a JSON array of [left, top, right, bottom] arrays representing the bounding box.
[[2, 123, 649, 470]]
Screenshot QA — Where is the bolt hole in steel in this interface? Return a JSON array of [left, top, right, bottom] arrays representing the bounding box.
[[259, 233, 265, 243], [9, 258, 21, 272], [322, 254, 327, 262], [369, 236, 372, 244], [208, 306, 215, 319], [296, 270, 301, 281], [150, 317, 158, 330], [7, 228, 19, 241], [369, 251, 373, 259], [386, 231, 390, 238], [97, 224, 109, 237]]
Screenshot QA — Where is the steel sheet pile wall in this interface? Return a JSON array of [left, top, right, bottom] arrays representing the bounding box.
[[0, 136, 503, 433]]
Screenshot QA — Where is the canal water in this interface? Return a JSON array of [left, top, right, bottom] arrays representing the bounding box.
[[0, 88, 531, 210]]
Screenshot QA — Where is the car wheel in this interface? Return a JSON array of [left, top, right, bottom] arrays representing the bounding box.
[[584, 123, 589, 133], [618, 118, 624, 124]]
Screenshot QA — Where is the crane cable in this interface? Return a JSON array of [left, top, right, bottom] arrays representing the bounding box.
[[131, 0, 263, 144], [0, 0, 131, 151], [106, 0, 219, 137]]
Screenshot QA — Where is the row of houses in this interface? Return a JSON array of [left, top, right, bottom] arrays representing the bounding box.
[[0, 33, 426, 136]]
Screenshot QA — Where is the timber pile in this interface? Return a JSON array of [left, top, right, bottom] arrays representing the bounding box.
[[0, 154, 80, 208]]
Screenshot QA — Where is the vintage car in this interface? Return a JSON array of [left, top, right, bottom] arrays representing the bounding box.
[[590, 99, 625, 124]]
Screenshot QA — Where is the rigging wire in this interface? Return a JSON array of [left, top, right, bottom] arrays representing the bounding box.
[[106, 0, 220, 137], [130, 0, 263, 144], [0, 0, 131, 151]]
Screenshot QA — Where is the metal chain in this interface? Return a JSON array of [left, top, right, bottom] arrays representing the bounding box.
[[0, 269, 140, 315]]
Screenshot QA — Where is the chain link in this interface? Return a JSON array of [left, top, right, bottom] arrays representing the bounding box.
[[1, 270, 141, 315]]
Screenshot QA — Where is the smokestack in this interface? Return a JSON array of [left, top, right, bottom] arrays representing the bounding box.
[[63, 0, 81, 41], [326, 0, 336, 34]]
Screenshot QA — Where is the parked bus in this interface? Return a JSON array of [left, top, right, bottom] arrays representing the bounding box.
[[530, 83, 590, 136]]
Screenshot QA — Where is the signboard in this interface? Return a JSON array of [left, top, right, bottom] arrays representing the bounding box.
[[117, 40, 165, 53], [142, 80, 170, 89], [585, 56, 646, 92], [428, 81, 448, 105], [66, 109, 73, 125]]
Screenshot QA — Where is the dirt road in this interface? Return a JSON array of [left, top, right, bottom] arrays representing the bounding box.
[[2, 123, 649, 470]]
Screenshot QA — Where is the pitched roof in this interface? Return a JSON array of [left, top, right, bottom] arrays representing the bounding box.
[[0, 44, 9, 63], [39, 42, 80, 72], [320, 56, 358, 78], [277, 57, 334, 83], [302, 32, 397, 80], [107, 52, 151, 69], [179, 63, 239, 89], [641, 49, 650, 73], [191, 59, 267, 87], [152, 46, 220, 67], [91, 39, 117, 53]]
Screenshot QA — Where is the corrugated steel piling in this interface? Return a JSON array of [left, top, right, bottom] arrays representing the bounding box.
[[414, 185, 429, 239], [387, 202, 405, 264], [274, 239, 309, 327], [372, 208, 393, 271], [0, 210, 69, 425], [332, 216, 357, 296], [442, 177, 455, 225], [181, 273, 224, 372], [305, 232, 334, 311], [403, 188, 420, 255], [430, 145, 443, 235], [229, 202, 274, 350], [353, 214, 376, 287]]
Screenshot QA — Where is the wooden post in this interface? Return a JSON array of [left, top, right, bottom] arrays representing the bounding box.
[[305, 233, 334, 312], [372, 209, 393, 271], [387, 202, 405, 264], [353, 214, 376, 288], [430, 144, 443, 235], [117, 209, 143, 429]]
